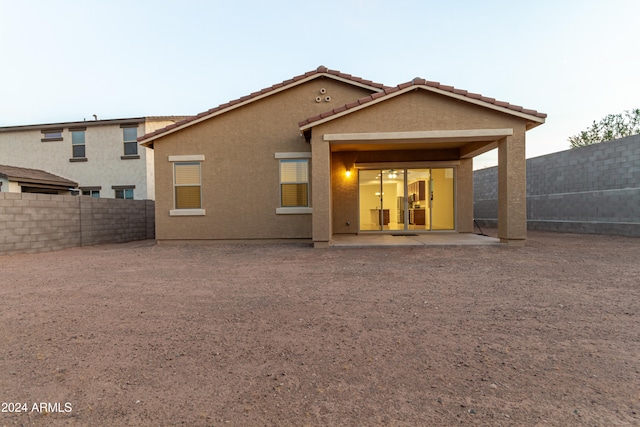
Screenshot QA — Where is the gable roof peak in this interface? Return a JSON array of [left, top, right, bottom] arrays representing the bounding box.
[[299, 77, 547, 129], [139, 66, 388, 145]]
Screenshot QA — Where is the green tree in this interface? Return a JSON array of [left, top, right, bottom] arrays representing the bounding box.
[[568, 108, 640, 148]]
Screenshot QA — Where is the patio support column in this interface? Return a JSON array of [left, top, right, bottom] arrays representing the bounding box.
[[497, 133, 527, 246], [456, 158, 474, 233], [311, 137, 331, 248]]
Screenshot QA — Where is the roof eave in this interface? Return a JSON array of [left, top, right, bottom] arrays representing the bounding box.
[[10, 176, 78, 187], [300, 85, 546, 131]]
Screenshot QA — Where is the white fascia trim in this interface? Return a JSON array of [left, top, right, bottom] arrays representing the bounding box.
[[141, 74, 384, 146], [324, 129, 514, 142], [170, 209, 206, 216], [276, 207, 313, 215], [168, 155, 205, 162], [300, 85, 545, 131], [275, 152, 312, 159]]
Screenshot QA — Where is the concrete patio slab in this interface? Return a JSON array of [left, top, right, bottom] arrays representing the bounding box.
[[330, 232, 501, 247]]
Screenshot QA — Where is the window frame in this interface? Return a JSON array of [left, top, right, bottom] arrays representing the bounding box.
[[275, 152, 312, 215], [71, 129, 86, 159], [173, 162, 202, 210], [115, 188, 134, 199], [121, 124, 139, 158], [168, 155, 206, 216], [82, 189, 100, 198], [41, 129, 63, 142], [113, 186, 135, 199]]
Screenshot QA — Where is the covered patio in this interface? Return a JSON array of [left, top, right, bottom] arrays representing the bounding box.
[[299, 78, 546, 248]]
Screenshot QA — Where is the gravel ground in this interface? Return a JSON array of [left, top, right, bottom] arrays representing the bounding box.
[[1, 230, 639, 426]]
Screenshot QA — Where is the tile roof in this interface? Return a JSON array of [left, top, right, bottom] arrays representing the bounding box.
[[298, 77, 547, 129], [138, 66, 389, 145], [0, 164, 78, 187]]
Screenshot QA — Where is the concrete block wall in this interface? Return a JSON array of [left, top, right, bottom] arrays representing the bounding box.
[[0, 193, 81, 254], [0, 193, 155, 255], [474, 134, 640, 237]]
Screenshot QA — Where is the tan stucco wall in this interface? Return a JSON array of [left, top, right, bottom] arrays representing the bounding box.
[[152, 77, 375, 241], [310, 89, 529, 236], [498, 132, 527, 243], [313, 90, 528, 135], [456, 158, 474, 233]]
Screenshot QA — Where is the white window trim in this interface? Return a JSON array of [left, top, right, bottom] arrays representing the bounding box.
[[276, 153, 311, 214], [170, 209, 206, 216], [168, 155, 205, 216], [276, 207, 313, 214], [169, 155, 205, 162], [274, 152, 311, 159]]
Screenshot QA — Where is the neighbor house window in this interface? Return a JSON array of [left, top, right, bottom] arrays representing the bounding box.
[[174, 162, 201, 209], [123, 127, 138, 156], [41, 129, 63, 142], [82, 189, 100, 197], [280, 159, 309, 207], [114, 187, 134, 199], [71, 130, 86, 158]]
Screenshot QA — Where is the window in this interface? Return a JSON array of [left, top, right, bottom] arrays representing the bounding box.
[[123, 127, 138, 156], [41, 129, 63, 142], [82, 189, 100, 198], [71, 130, 85, 158], [168, 155, 205, 216], [280, 159, 309, 207], [174, 162, 201, 209], [114, 188, 134, 199]]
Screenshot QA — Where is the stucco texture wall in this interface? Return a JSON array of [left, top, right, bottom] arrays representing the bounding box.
[[312, 89, 528, 235], [0, 120, 174, 200], [152, 77, 375, 241]]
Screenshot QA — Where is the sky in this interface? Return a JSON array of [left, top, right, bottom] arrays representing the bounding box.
[[1, 0, 639, 169]]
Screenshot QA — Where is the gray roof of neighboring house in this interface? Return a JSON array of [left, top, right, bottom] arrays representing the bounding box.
[[0, 116, 190, 133], [0, 164, 78, 188]]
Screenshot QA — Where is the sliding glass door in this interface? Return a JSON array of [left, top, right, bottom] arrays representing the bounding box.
[[358, 167, 454, 232], [358, 169, 405, 231]]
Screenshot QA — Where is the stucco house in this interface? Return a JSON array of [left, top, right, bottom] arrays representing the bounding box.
[[0, 116, 186, 199], [139, 66, 546, 247]]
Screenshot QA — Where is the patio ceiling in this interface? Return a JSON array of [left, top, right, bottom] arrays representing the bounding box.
[[324, 128, 511, 157]]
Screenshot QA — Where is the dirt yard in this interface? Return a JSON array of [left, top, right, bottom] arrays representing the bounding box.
[[1, 230, 639, 426]]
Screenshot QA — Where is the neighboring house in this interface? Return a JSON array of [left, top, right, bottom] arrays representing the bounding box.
[[139, 66, 546, 247], [0, 117, 187, 200], [0, 164, 77, 194]]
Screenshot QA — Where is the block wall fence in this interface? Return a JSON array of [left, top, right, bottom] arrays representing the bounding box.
[[0, 193, 155, 255], [474, 134, 640, 237]]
